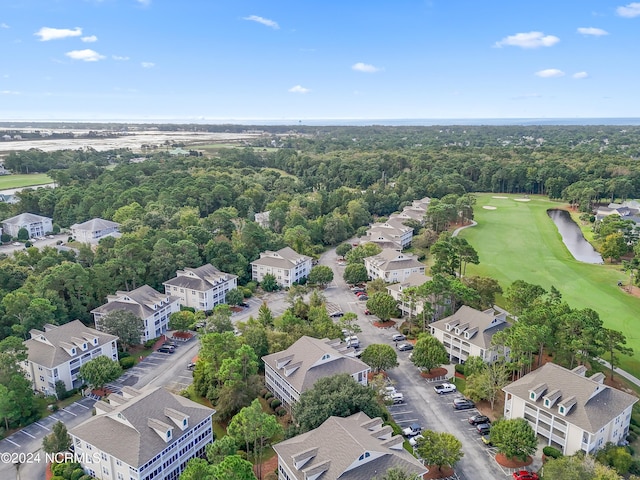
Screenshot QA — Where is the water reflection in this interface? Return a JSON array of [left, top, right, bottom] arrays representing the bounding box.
[[547, 209, 603, 264]]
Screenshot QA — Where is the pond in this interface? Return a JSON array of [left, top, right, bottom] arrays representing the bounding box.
[[547, 209, 603, 264]]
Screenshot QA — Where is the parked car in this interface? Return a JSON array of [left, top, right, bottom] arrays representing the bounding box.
[[402, 423, 422, 437], [397, 343, 413, 351], [163, 341, 177, 348], [239, 302, 250, 308], [385, 392, 404, 404], [357, 295, 369, 301], [433, 383, 457, 394], [392, 333, 406, 341], [380, 386, 396, 396], [351, 287, 366, 293], [408, 434, 424, 447], [364, 309, 372, 315], [453, 398, 475, 410], [468, 414, 490, 425], [481, 434, 492, 446], [329, 311, 344, 318], [476, 423, 491, 435], [355, 291, 367, 296], [158, 345, 175, 354], [345, 336, 360, 348], [187, 362, 196, 370], [512, 470, 539, 480]]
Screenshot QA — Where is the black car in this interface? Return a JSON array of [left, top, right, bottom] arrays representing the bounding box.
[[158, 345, 175, 354], [476, 423, 491, 435], [453, 398, 475, 410], [397, 343, 414, 351], [163, 341, 177, 348], [468, 414, 490, 425], [329, 311, 344, 318], [240, 302, 250, 308]]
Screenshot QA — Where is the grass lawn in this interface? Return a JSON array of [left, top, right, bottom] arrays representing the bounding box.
[[0, 173, 52, 190], [461, 193, 640, 377]]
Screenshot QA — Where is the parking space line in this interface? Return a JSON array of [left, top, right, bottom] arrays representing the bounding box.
[[5, 438, 20, 447], [75, 402, 90, 409], [20, 430, 36, 439], [49, 415, 60, 421], [34, 421, 50, 431], [62, 408, 77, 416]]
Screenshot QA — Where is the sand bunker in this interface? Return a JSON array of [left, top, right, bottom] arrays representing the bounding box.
[[483, 206, 497, 210], [492, 196, 508, 199], [514, 198, 531, 202]]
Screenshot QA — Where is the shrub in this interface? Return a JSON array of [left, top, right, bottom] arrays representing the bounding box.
[[276, 406, 287, 416], [52, 463, 67, 476], [265, 392, 273, 400], [260, 388, 268, 398], [144, 338, 159, 349], [245, 281, 258, 293], [180, 306, 196, 313], [454, 364, 466, 375], [25, 241, 32, 247], [242, 287, 253, 298], [629, 460, 640, 476], [543, 446, 563, 459], [270, 399, 281, 409], [71, 468, 86, 480], [118, 351, 131, 360], [119, 357, 136, 369]]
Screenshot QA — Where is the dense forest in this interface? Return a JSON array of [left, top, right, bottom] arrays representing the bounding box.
[[1, 125, 640, 431]]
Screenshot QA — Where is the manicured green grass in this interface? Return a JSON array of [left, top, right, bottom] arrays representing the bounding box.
[[461, 193, 640, 376], [0, 173, 52, 190]]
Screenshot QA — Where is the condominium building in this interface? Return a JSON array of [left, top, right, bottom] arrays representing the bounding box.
[[163, 264, 238, 311], [251, 247, 312, 288]]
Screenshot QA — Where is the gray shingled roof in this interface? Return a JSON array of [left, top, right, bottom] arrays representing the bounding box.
[[430, 305, 511, 350], [70, 217, 120, 231], [503, 363, 637, 434], [387, 272, 432, 294], [25, 320, 118, 368], [364, 249, 424, 273], [273, 412, 427, 480], [91, 285, 178, 318], [70, 387, 215, 468], [262, 336, 370, 394], [163, 264, 237, 291], [251, 246, 312, 269], [2, 212, 51, 225]]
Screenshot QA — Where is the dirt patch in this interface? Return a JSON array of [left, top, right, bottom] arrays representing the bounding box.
[[172, 331, 193, 339], [373, 320, 396, 328], [420, 367, 448, 379], [255, 455, 279, 479], [422, 465, 455, 479], [495, 453, 533, 468]]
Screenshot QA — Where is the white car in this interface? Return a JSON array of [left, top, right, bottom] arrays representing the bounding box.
[[380, 386, 396, 396], [402, 423, 422, 437], [385, 392, 404, 404], [434, 382, 457, 394], [392, 333, 406, 341], [409, 434, 424, 447]]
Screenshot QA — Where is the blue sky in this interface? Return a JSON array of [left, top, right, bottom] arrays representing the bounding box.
[[1, 0, 640, 122]]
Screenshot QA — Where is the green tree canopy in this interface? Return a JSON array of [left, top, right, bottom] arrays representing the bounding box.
[[343, 263, 369, 285], [98, 309, 144, 351], [490, 418, 537, 461], [411, 333, 449, 373], [292, 373, 385, 435], [42, 420, 72, 454], [308, 265, 334, 287], [225, 288, 245, 306], [361, 343, 398, 373], [365, 292, 398, 321], [414, 430, 463, 472], [78, 355, 122, 391]]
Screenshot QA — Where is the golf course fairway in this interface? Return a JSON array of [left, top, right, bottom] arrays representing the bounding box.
[[461, 193, 640, 378]]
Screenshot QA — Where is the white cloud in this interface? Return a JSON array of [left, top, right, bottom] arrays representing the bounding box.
[[112, 55, 130, 61], [1, 90, 20, 95], [81, 35, 98, 43], [617, 2, 640, 17], [65, 49, 105, 62], [35, 27, 82, 41], [141, 62, 155, 68], [494, 31, 560, 48], [289, 85, 310, 94], [577, 27, 608, 36], [137, 0, 152, 5], [535, 68, 565, 78], [352, 62, 380, 73], [243, 15, 279, 29], [1, 23, 9, 29], [573, 71, 589, 79]]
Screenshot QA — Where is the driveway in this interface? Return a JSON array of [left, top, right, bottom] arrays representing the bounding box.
[[319, 245, 509, 479]]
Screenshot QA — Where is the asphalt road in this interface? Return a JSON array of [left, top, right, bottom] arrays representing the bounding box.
[[318, 245, 510, 480]]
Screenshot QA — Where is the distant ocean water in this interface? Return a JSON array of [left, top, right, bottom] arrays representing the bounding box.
[[4, 117, 640, 126]]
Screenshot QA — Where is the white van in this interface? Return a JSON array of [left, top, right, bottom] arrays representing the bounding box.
[[346, 336, 360, 348]]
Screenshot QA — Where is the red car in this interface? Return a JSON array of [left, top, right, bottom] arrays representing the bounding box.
[[512, 470, 539, 480], [364, 309, 372, 315], [355, 291, 367, 296]]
